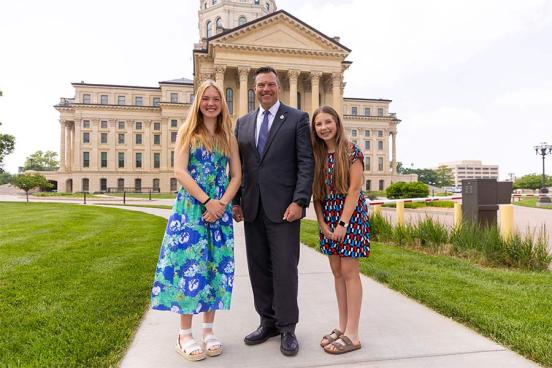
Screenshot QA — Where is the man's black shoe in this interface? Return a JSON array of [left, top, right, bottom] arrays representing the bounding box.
[[280, 332, 299, 356], [244, 325, 280, 345]]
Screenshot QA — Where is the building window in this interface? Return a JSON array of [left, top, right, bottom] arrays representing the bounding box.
[[153, 97, 160, 106], [364, 140, 370, 150], [135, 121, 143, 130], [351, 106, 357, 115], [118, 96, 125, 105], [154, 134, 161, 145], [82, 94, 91, 104], [82, 178, 89, 192], [212, 0, 217, 4], [171, 119, 178, 128], [170, 93, 178, 103], [135, 96, 143, 106], [364, 107, 370, 116], [154, 152, 160, 168], [118, 152, 125, 168], [135, 153, 142, 168], [351, 129, 357, 137], [100, 120, 108, 129], [379, 179, 384, 190], [266, 2, 270, 11], [226, 88, 233, 114], [83, 152, 90, 168], [153, 179, 160, 191], [118, 133, 125, 144], [170, 178, 178, 191], [238, 16, 247, 25], [170, 151, 174, 167], [378, 157, 384, 171], [377, 130, 383, 138], [366, 180, 371, 191], [100, 178, 107, 192], [216, 17, 223, 32], [135, 178, 142, 192], [248, 89, 255, 112], [171, 131, 177, 143], [118, 121, 125, 130], [378, 141, 384, 150], [206, 20, 212, 38], [364, 129, 370, 137], [154, 122, 161, 130], [100, 132, 108, 144], [117, 178, 124, 191], [100, 152, 108, 168], [378, 108, 384, 117], [83, 132, 90, 143], [135, 134, 143, 145], [254, 0, 259, 4], [365, 157, 371, 171], [83, 120, 90, 129], [100, 95, 108, 104]]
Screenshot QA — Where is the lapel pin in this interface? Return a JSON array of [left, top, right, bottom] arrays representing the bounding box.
[[280, 115, 284, 120]]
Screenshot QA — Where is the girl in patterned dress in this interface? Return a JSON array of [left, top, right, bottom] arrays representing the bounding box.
[[150, 80, 241, 361], [311, 105, 370, 355]]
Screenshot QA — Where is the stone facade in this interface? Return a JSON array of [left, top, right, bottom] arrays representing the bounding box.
[[44, 0, 414, 193]]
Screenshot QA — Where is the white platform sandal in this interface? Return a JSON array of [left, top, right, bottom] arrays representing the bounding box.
[[202, 323, 223, 357], [175, 328, 206, 361]]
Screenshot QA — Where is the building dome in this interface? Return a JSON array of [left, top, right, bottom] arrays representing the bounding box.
[[198, 0, 277, 40]]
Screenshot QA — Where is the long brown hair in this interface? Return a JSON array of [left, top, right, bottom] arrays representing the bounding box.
[[176, 80, 233, 156], [311, 106, 352, 201]]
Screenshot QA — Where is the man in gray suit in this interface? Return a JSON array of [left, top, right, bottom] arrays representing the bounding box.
[[233, 66, 314, 356]]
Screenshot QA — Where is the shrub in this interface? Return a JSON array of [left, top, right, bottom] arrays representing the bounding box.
[[386, 181, 429, 199], [415, 218, 449, 248], [368, 213, 393, 242]]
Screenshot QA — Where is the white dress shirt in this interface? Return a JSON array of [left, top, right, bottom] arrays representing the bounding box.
[[255, 100, 281, 145]]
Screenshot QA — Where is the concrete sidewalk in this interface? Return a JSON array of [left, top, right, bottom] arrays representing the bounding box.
[[111, 205, 539, 368]]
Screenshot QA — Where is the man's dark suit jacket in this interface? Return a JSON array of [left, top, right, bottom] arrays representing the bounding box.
[[233, 103, 314, 223]]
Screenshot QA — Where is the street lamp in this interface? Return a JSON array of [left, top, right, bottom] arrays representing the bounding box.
[[534, 142, 552, 205]]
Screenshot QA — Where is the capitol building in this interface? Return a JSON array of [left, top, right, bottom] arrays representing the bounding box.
[[45, 0, 414, 193]]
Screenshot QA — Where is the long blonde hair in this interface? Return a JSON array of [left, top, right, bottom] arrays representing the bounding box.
[[177, 80, 233, 156], [311, 106, 352, 201]]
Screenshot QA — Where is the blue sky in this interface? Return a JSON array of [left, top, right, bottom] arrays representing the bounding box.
[[1, 0, 551, 178]]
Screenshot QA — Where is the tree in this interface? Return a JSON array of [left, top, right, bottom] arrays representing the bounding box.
[[434, 165, 454, 187], [513, 174, 552, 190], [0, 122, 16, 173], [23, 150, 59, 171], [0, 172, 12, 185], [11, 173, 53, 202]]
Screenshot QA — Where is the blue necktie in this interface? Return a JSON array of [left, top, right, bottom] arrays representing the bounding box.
[[257, 110, 269, 155]]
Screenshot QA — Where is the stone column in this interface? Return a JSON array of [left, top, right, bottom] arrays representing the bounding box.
[[238, 67, 250, 116], [332, 72, 342, 114], [288, 70, 299, 108], [200, 72, 214, 84], [310, 71, 322, 113], [214, 65, 226, 91], [391, 131, 397, 174], [73, 121, 81, 171], [59, 121, 66, 171]]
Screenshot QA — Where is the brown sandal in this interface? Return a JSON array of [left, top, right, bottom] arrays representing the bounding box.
[[320, 328, 343, 347], [324, 336, 361, 355]]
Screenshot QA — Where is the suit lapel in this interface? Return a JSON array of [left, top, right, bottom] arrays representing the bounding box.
[[247, 108, 261, 161], [260, 103, 288, 162]]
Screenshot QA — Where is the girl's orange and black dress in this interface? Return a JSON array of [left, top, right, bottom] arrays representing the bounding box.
[[319, 144, 371, 258]]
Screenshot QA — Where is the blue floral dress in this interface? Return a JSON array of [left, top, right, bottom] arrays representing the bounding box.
[[151, 145, 234, 314]]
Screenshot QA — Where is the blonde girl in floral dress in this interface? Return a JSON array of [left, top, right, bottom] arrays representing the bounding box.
[[151, 80, 241, 361]]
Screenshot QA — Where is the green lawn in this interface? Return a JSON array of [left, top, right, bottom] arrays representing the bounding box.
[[301, 219, 552, 367], [31, 192, 100, 198], [514, 197, 552, 209], [99, 203, 173, 210], [0, 203, 166, 367]]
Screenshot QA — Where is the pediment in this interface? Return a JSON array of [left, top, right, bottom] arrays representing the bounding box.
[[210, 11, 349, 56]]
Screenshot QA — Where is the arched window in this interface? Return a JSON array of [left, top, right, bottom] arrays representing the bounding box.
[[206, 20, 212, 38], [226, 88, 233, 115], [135, 178, 142, 192], [216, 17, 223, 33], [238, 16, 247, 26], [100, 178, 107, 192], [248, 89, 255, 112]]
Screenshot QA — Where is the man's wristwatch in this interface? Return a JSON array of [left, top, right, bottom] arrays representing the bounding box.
[[338, 219, 348, 228]]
